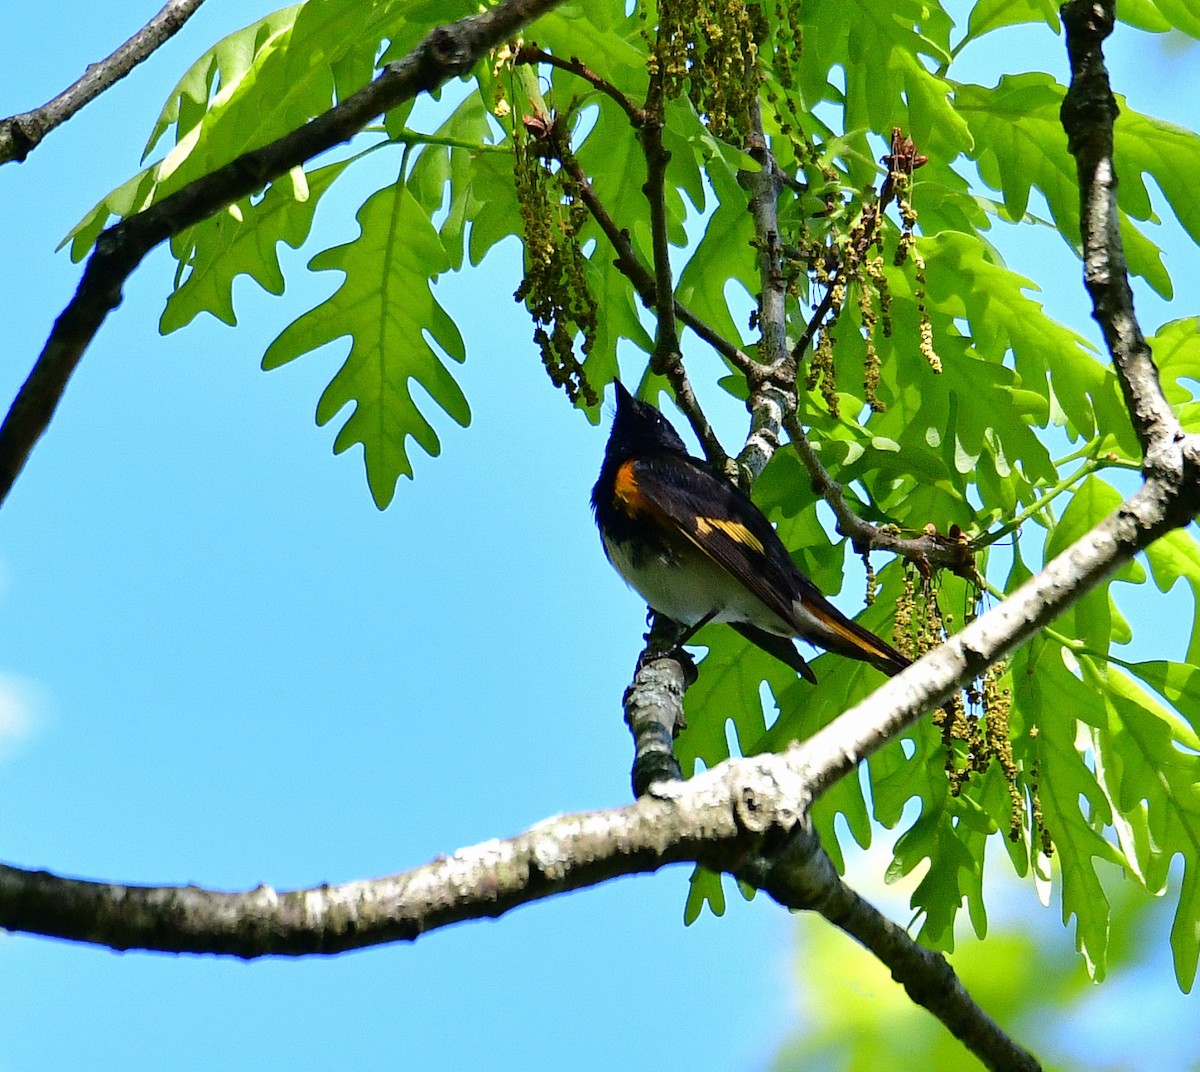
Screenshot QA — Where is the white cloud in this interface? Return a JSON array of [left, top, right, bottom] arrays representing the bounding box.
[[0, 673, 41, 756]]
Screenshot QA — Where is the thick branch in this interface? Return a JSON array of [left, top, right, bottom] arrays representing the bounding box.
[[791, 468, 1200, 799], [0, 751, 808, 957], [5, 466, 1197, 1065], [0, 0, 567, 509], [742, 823, 1041, 1072], [1059, 0, 1181, 469], [0, 0, 209, 166], [9, 443, 1193, 955]]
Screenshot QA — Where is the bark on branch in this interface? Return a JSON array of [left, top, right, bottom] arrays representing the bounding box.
[[0, 0, 210, 166], [1060, 0, 1181, 470], [0, 751, 809, 957], [742, 823, 1041, 1072]]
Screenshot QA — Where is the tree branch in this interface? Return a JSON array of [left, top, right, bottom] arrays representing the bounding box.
[[625, 626, 692, 797], [1060, 0, 1181, 469], [513, 45, 645, 128], [0, 0, 210, 166], [742, 822, 1042, 1072], [565, 158, 753, 370], [8, 441, 1194, 1033], [561, 156, 739, 467], [640, 76, 682, 375], [737, 98, 794, 485], [0, 748, 809, 957], [782, 409, 979, 577], [7, 455, 1197, 1058], [0, 0, 568, 510]]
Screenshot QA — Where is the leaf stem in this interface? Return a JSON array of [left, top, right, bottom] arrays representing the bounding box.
[[975, 457, 1102, 548]]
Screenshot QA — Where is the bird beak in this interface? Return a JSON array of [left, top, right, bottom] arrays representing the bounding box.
[[613, 379, 634, 409]]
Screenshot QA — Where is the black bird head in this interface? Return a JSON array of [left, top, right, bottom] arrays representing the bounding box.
[[603, 381, 689, 465]]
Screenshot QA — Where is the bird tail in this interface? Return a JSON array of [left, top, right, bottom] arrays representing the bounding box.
[[799, 600, 912, 678], [730, 622, 818, 683]]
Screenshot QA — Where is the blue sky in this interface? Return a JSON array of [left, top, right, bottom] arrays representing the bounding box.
[[1, 3, 1198, 1070]]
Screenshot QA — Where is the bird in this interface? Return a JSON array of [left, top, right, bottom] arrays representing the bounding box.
[[591, 380, 911, 683]]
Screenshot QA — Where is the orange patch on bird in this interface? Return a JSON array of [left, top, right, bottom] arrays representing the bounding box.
[[613, 460, 645, 514], [694, 516, 765, 553]]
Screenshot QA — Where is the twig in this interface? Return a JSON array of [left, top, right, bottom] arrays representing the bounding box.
[[513, 45, 645, 127], [639, 93, 683, 377], [782, 410, 978, 576], [789, 131, 914, 368], [790, 285, 838, 367], [625, 620, 693, 797], [565, 159, 754, 371], [0, 0, 569, 509], [561, 156, 738, 467], [559, 157, 756, 372], [764, 129, 981, 573], [0, 0, 210, 165]]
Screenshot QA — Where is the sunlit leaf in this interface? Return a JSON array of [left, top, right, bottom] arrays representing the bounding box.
[[263, 180, 467, 508]]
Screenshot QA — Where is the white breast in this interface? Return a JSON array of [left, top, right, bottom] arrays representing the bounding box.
[[601, 532, 792, 635]]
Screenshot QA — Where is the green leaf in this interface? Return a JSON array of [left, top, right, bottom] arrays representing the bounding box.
[[677, 629, 792, 776], [963, 0, 1061, 41], [1112, 106, 1200, 252], [70, 0, 482, 262], [534, 0, 649, 100], [1121, 660, 1200, 750], [1151, 317, 1200, 405], [918, 232, 1137, 456], [263, 180, 467, 508], [1042, 476, 1128, 654], [466, 151, 523, 266], [955, 74, 1183, 298], [1141, 527, 1200, 663], [889, 798, 989, 950], [683, 865, 726, 923], [1015, 640, 1125, 977], [796, 0, 965, 159], [1087, 659, 1200, 990], [1136, 0, 1200, 37], [405, 92, 497, 271], [142, 6, 303, 159], [1117, 0, 1174, 31], [674, 162, 756, 348], [161, 159, 353, 333]]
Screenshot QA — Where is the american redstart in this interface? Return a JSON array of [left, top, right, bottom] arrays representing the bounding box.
[[592, 381, 911, 682]]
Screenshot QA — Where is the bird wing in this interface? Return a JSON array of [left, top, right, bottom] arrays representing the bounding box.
[[625, 454, 803, 629], [629, 454, 911, 675]]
